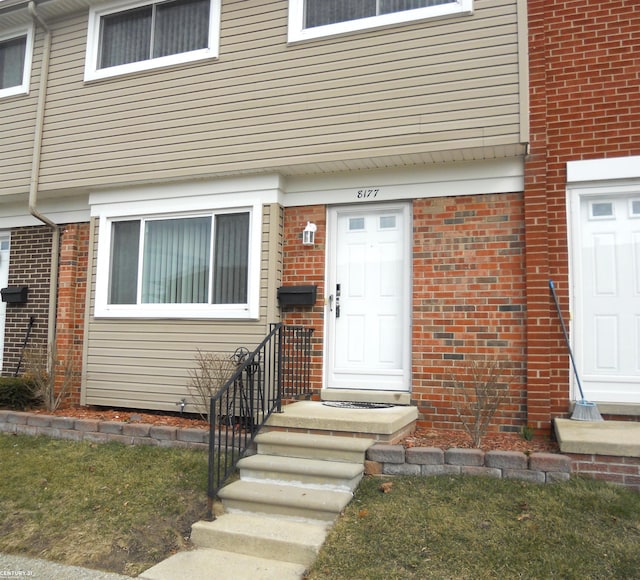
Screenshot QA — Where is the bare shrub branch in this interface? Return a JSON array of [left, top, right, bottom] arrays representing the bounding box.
[[449, 359, 510, 448], [22, 344, 75, 412], [187, 350, 236, 422]]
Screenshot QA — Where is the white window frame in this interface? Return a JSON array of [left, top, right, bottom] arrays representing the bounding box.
[[0, 25, 34, 99], [288, 0, 473, 43], [84, 0, 221, 82], [95, 200, 262, 320]]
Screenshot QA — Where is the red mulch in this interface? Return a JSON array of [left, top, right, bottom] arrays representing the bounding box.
[[31, 406, 559, 452], [32, 406, 209, 430], [402, 428, 559, 453]]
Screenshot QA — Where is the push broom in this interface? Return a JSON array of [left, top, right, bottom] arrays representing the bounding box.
[[549, 280, 603, 421]]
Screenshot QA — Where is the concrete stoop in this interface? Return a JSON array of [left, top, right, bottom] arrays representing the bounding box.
[[554, 418, 640, 456], [140, 431, 376, 580]]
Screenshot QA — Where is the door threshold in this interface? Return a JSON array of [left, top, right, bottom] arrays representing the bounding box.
[[321, 388, 411, 406]]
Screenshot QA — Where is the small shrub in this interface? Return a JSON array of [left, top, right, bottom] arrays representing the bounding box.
[[22, 344, 76, 411], [449, 359, 510, 448], [0, 377, 42, 410], [187, 350, 237, 422], [520, 424, 535, 441]]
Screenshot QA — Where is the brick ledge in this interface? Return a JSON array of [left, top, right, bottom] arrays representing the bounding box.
[[0, 410, 208, 450], [366, 444, 640, 491]]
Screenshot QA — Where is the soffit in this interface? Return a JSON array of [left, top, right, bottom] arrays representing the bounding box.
[[1, 0, 92, 28]]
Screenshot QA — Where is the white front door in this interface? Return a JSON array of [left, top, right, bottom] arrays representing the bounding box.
[[574, 195, 640, 403], [326, 204, 411, 391], [0, 236, 9, 373]]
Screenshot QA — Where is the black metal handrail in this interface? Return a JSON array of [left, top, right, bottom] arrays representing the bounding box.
[[206, 323, 314, 517]]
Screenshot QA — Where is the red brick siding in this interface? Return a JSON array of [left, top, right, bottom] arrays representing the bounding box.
[[54, 223, 90, 406], [2, 224, 88, 406], [412, 193, 527, 432], [569, 454, 640, 492], [2, 227, 53, 377], [281, 205, 327, 396], [525, 0, 640, 428], [281, 195, 527, 431]]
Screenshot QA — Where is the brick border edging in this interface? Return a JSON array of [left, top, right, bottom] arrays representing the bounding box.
[[3, 411, 639, 490], [366, 444, 571, 484], [0, 410, 209, 450]]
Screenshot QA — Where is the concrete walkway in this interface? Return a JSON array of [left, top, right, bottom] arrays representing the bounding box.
[[0, 553, 130, 579], [554, 418, 640, 456]]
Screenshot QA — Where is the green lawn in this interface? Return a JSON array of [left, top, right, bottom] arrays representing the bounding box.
[[2, 433, 639, 579], [0, 433, 208, 576], [309, 475, 640, 579]]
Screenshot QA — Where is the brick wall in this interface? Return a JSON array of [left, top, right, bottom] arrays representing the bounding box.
[[281, 205, 327, 395], [55, 223, 90, 406], [569, 454, 640, 492], [2, 226, 54, 377], [525, 0, 640, 429], [281, 194, 527, 432], [412, 193, 527, 432], [2, 223, 89, 407]]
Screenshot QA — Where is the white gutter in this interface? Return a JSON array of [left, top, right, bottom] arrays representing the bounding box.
[[27, 0, 59, 352]]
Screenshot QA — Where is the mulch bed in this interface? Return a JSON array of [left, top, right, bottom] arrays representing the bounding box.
[[403, 428, 559, 453], [32, 406, 210, 430], [30, 406, 559, 453]]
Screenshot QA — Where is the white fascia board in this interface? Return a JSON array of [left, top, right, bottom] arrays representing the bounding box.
[[567, 156, 640, 184], [282, 157, 524, 207], [89, 174, 284, 217], [0, 198, 90, 228]]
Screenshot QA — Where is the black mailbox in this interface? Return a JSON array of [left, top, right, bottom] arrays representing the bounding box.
[[277, 285, 317, 307], [1, 286, 28, 304]]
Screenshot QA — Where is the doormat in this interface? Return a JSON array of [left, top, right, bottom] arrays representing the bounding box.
[[322, 401, 394, 409]]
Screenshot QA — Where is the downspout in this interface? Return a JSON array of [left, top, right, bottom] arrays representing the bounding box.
[[27, 1, 59, 352]]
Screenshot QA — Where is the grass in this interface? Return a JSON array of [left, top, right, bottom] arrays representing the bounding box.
[[0, 433, 208, 576], [2, 433, 640, 579], [308, 475, 640, 580]]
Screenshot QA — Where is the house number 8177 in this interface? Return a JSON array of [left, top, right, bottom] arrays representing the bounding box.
[[356, 189, 379, 199]]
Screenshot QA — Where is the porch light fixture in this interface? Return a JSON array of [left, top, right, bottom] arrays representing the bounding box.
[[302, 221, 317, 246]]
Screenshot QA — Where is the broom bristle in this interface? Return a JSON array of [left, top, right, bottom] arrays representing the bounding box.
[[571, 400, 603, 421]]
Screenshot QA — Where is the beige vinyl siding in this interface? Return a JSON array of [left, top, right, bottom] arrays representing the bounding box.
[[0, 35, 41, 199], [83, 204, 283, 412], [30, 0, 523, 193]]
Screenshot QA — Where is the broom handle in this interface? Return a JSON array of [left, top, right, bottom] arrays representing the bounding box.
[[549, 280, 586, 400]]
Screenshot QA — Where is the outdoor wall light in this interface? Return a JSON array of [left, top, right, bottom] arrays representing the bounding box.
[[302, 221, 317, 246]]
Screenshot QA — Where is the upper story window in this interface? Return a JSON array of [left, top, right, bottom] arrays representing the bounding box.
[[85, 0, 221, 81], [288, 0, 473, 42], [0, 26, 34, 99]]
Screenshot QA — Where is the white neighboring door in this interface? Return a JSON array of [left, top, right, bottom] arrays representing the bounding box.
[[0, 236, 9, 374], [575, 195, 640, 403], [326, 204, 411, 391]]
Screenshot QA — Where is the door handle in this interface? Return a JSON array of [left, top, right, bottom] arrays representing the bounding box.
[[328, 285, 341, 318]]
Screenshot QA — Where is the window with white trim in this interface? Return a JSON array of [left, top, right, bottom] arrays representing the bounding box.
[[0, 26, 34, 98], [85, 0, 220, 81], [96, 206, 259, 319], [288, 0, 473, 42]]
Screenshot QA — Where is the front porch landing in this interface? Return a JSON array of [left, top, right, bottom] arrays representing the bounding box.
[[554, 418, 640, 457], [265, 401, 418, 444]]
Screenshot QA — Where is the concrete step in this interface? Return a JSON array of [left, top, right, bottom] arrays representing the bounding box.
[[139, 547, 307, 580], [266, 400, 418, 443], [554, 418, 640, 457], [255, 431, 374, 463], [238, 454, 364, 491], [191, 512, 328, 565], [218, 479, 353, 522]]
